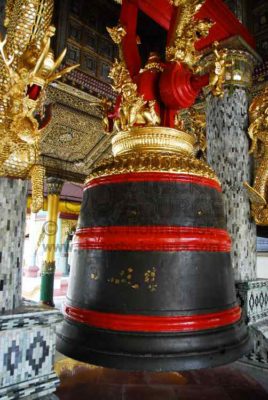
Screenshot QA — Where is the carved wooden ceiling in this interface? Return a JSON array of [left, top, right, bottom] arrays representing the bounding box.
[[40, 82, 112, 183]]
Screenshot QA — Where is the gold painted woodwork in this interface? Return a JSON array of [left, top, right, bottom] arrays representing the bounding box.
[[41, 103, 103, 162], [244, 84, 268, 225], [112, 127, 195, 157], [42, 178, 63, 273], [167, 0, 213, 71], [109, 60, 160, 132], [87, 152, 219, 184], [27, 196, 81, 214], [200, 42, 257, 92], [0, 0, 78, 213], [40, 82, 112, 181], [30, 164, 46, 213], [209, 42, 233, 97], [175, 108, 207, 159]]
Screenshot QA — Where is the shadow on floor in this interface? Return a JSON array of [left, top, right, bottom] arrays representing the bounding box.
[[55, 358, 268, 400]]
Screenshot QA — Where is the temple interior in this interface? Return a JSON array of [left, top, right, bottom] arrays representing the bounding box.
[[1, 0, 268, 399]]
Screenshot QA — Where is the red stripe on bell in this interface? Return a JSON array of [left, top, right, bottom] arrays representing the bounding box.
[[64, 305, 241, 333], [85, 173, 222, 192], [74, 226, 231, 252]]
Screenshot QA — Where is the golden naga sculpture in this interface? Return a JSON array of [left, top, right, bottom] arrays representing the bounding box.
[[0, 0, 78, 213], [167, 0, 213, 71], [244, 86, 268, 225]]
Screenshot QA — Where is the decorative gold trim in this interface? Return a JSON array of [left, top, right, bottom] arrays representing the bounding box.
[[244, 84, 268, 225], [30, 164, 45, 213], [87, 152, 219, 183], [166, 0, 213, 71], [112, 127, 195, 157], [27, 196, 81, 214]]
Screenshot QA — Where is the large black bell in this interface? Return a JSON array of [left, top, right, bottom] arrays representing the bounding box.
[[57, 127, 250, 371]]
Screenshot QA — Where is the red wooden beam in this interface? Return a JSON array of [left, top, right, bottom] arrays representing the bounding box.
[[136, 0, 173, 30], [195, 0, 256, 50], [120, 1, 141, 77], [121, 0, 255, 75]]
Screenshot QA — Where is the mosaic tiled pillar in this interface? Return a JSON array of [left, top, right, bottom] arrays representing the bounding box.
[[206, 88, 256, 281], [205, 47, 268, 368], [0, 177, 28, 312]]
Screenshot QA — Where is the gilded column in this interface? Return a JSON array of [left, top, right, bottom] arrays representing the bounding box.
[[206, 49, 257, 281], [40, 177, 64, 306], [0, 177, 28, 311]]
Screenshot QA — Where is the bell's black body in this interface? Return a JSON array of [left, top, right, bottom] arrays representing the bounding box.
[[57, 167, 250, 371]]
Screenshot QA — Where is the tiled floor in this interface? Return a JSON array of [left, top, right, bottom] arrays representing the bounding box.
[[55, 359, 268, 400]]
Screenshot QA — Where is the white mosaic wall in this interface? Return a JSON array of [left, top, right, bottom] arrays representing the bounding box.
[[0, 301, 62, 399], [206, 89, 257, 281], [0, 178, 28, 311]]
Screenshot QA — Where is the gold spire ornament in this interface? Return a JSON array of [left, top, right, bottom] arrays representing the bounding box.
[[0, 0, 79, 213], [244, 85, 268, 225]]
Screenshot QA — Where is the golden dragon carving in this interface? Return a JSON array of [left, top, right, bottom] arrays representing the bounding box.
[[244, 85, 268, 225], [0, 0, 78, 212]]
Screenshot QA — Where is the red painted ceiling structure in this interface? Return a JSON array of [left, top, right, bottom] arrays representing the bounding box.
[[110, 0, 256, 128]]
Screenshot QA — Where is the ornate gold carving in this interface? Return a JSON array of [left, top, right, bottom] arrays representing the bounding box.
[[0, 1, 78, 212], [143, 52, 164, 73], [41, 82, 112, 179], [107, 24, 126, 45], [167, 0, 213, 71], [209, 42, 233, 97], [175, 109, 207, 159], [89, 98, 114, 133], [107, 23, 126, 61], [111, 126, 195, 157], [4, 0, 54, 69], [200, 47, 255, 93], [109, 60, 160, 132], [87, 152, 219, 183], [41, 103, 103, 163], [47, 82, 105, 117], [189, 109, 207, 159], [244, 85, 268, 225], [30, 164, 45, 213]]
